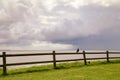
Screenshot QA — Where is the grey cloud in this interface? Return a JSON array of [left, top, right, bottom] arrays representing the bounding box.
[[52, 33, 120, 50], [42, 4, 120, 41], [42, 4, 120, 50], [0, 0, 120, 50]]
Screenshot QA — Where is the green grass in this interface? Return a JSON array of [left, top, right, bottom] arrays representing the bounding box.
[[0, 60, 120, 80]]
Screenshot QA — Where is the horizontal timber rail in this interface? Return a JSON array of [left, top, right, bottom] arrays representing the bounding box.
[[0, 50, 120, 75], [5, 53, 53, 57], [1, 61, 53, 66]]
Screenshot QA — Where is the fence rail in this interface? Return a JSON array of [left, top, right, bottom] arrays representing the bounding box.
[[0, 50, 120, 75]]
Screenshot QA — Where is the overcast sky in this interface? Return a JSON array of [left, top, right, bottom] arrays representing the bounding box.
[[0, 0, 120, 50]]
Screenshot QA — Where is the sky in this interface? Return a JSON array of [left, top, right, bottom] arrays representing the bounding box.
[[0, 0, 120, 50]]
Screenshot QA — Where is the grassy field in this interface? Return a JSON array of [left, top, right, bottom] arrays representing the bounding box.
[[0, 60, 120, 80]]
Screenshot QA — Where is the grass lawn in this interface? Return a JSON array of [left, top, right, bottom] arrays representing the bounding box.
[[0, 60, 120, 80]]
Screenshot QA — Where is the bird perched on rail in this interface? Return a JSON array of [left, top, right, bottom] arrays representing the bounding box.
[[76, 48, 79, 53]]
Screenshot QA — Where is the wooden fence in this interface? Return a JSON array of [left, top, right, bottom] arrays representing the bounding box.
[[0, 50, 120, 75]]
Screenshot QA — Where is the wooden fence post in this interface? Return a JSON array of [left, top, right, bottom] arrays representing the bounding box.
[[83, 50, 87, 65], [53, 51, 56, 69], [2, 52, 7, 75], [106, 50, 110, 62]]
